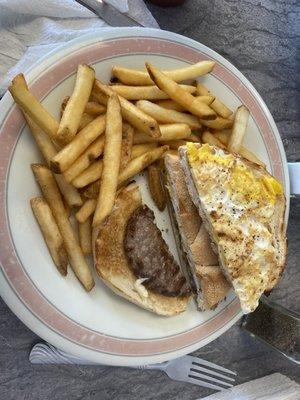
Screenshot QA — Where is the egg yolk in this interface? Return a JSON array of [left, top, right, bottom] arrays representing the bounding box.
[[187, 142, 234, 167], [187, 143, 283, 205]]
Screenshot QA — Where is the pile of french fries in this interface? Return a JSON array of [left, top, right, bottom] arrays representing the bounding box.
[[9, 60, 263, 292]]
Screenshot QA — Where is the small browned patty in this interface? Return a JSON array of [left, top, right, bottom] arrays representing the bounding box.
[[124, 205, 189, 297]]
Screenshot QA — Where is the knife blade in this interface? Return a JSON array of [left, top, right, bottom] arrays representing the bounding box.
[[75, 0, 142, 27]]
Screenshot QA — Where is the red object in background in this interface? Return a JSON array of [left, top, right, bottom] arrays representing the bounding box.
[[148, 0, 186, 6]]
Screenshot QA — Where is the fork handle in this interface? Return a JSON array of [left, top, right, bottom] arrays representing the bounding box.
[[135, 362, 168, 371]]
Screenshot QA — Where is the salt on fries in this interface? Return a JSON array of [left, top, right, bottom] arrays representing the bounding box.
[[10, 57, 261, 293]]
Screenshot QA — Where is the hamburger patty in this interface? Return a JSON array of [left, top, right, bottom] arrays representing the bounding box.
[[124, 205, 189, 297]]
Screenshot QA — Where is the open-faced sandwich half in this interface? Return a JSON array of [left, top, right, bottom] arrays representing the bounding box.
[[93, 183, 190, 316]]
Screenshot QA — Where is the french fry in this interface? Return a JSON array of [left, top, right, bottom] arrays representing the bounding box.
[[9, 74, 60, 144], [93, 80, 161, 138], [110, 84, 196, 100], [228, 105, 250, 153], [202, 130, 227, 149], [131, 143, 158, 159], [93, 94, 123, 227], [214, 131, 265, 167], [118, 145, 169, 186], [81, 181, 101, 200], [238, 147, 265, 167], [78, 113, 95, 130], [24, 113, 57, 161], [54, 174, 83, 207], [57, 65, 95, 145], [136, 100, 201, 129], [76, 186, 128, 221], [111, 61, 215, 86], [51, 115, 106, 173], [213, 130, 232, 143], [72, 160, 103, 188], [85, 102, 106, 116], [63, 136, 105, 183], [196, 95, 215, 105], [62, 96, 105, 118], [147, 164, 166, 211], [80, 146, 167, 200], [196, 82, 232, 119], [133, 124, 191, 144], [76, 199, 96, 224], [120, 123, 134, 170], [155, 99, 186, 112], [189, 133, 202, 142], [160, 149, 179, 158], [146, 63, 216, 120], [31, 164, 94, 291], [163, 140, 189, 150], [31, 197, 68, 276], [155, 96, 214, 111], [62, 197, 72, 217], [61, 96, 70, 118], [200, 116, 233, 130], [79, 216, 92, 255], [90, 89, 108, 106], [24, 113, 82, 207]]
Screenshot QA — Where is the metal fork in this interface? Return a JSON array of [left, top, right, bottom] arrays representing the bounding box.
[[137, 355, 236, 391], [30, 343, 236, 391]]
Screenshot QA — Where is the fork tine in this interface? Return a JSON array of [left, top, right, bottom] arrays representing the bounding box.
[[187, 375, 229, 391], [192, 359, 236, 375], [189, 370, 233, 388], [190, 366, 235, 382]]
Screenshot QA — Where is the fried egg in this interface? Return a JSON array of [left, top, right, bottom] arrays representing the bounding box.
[[185, 143, 285, 313]]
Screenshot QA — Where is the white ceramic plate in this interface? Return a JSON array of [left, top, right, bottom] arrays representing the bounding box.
[[0, 28, 289, 366]]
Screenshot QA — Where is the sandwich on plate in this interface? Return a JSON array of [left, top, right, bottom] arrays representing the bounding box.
[[164, 153, 231, 311], [179, 143, 287, 314], [93, 183, 191, 316]]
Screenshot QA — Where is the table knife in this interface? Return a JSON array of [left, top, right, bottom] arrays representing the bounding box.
[[75, 0, 142, 26]]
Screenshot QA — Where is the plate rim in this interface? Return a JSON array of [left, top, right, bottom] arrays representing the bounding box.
[[0, 27, 289, 365]]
